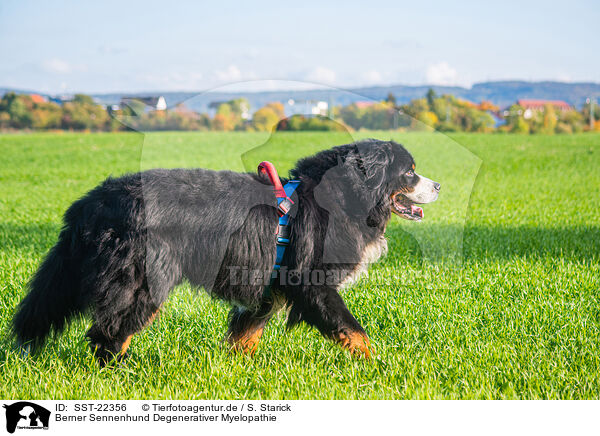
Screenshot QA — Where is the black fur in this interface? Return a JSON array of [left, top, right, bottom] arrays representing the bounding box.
[[12, 139, 422, 362]]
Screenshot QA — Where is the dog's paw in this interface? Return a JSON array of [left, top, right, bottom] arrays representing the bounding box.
[[334, 330, 375, 359], [227, 328, 264, 356]]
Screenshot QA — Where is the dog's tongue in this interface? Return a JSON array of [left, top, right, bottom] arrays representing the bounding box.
[[411, 205, 424, 218]]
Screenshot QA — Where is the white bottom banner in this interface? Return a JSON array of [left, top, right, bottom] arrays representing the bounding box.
[[0, 400, 597, 435]]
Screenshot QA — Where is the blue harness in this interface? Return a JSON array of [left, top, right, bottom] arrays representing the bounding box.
[[273, 180, 301, 273], [256, 161, 300, 295]]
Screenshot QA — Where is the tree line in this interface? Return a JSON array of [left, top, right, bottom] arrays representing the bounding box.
[[1, 90, 598, 133]]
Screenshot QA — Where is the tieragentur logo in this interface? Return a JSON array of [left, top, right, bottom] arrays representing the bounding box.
[[3, 402, 50, 434]]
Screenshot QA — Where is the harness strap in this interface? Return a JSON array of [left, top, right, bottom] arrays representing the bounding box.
[[274, 180, 301, 271], [257, 161, 301, 280]]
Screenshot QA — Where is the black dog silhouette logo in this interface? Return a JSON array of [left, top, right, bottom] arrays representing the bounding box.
[[3, 402, 50, 433]]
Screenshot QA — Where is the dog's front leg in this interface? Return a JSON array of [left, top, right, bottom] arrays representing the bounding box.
[[287, 285, 375, 358]]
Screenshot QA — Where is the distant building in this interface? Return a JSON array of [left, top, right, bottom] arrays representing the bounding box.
[[517, 99, 572, 119], [48, 95, 74, 105], [354, 101, 375, 109], [286, 99, 329, 116], [28, 94, 47, 104], [121, 96, 167, 111], [311, 101, 328, 116]]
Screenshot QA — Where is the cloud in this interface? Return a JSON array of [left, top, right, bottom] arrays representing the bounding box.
[[137, 71, 205, 90], [425, 62, 459, 86], [361, 70, 383, 85], [42, 58, 88, 74], [215, 65, 243, 82], [306, 66, 336, 85], [243, 48, 260, 59], [383, 39, 422, 50], [97, 45, 127, 55], [42, 58, 70, 74], [555, 73, 572, 82]]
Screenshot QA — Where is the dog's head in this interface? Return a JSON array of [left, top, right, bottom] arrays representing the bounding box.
[[290, 139, 440, 264], [386, 142, 440, 221], [292, 139, 440, 226]]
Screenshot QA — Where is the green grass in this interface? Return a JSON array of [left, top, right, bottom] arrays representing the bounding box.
[[1, 131, 599, 399]]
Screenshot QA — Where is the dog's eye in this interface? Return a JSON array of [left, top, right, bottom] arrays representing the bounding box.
[[405, 170, 414, 177]]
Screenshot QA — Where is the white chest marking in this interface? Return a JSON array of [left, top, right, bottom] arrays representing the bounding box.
[[340, 236, 388, 288]]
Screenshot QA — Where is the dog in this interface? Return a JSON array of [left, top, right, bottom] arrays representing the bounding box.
[[12, 139, 440, 364]]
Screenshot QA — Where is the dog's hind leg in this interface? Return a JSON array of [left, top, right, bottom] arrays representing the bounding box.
[[116, 307, 161, 356], [87, 305, 161, 366], [226, 294, 285, 355], [86, 275, 166, 367], [85, 237, 180, 365]]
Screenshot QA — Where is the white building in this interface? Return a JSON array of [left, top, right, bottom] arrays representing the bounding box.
[[121, 96, 167, 111]]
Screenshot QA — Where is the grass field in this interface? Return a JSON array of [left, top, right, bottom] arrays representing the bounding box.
[[1, 131, 599, 399]]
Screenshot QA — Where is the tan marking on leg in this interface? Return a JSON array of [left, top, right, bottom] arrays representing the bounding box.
[[120, 335, 133, 355], [334, 330, 375, 359], [228, 327, 264, 355], [146, 308, 160, 327], [117, 309, 159, 358]]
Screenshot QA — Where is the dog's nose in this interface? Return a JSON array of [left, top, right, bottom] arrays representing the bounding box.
[[433, 182, 441, 192]]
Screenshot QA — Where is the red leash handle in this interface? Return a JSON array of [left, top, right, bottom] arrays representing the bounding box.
[[258, 161, 287, 198]]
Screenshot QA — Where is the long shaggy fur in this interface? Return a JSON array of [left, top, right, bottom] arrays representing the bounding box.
[[12, 138, 424, 363]]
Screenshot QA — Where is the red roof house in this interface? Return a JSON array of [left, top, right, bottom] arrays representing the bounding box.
[[354, 101, 375, 109], [29, 94, 47, 104], [517, 99, 572, 112]]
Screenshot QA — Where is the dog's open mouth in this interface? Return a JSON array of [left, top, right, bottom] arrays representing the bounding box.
[[392, 193, 424, 221]]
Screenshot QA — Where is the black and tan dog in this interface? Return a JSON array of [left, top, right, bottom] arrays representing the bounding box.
[[12, 139, 440, 364]]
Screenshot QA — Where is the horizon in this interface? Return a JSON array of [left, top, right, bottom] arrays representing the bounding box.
[[1, 0, 598, 95], [3, 79, 600, 98]]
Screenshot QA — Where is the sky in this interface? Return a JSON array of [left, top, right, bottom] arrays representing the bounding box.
[[0, 0, 598, 94]]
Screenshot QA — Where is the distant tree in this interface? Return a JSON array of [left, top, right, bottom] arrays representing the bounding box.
[[432, 98, 451, 123], [416, 111, 438, 128], [73, 94, 95, 105], [559, 109, 584, 133], [252, 106, 279, 131], [339, 103, 364, 129], [555, 122, 573, 134], [436, 120, 459, 132], [212, 113, 234, 131], [401, 98, 429, 118], [361, 102, 395, 129], [503, 104, 526, 133], [276, 115, 348, 131], [581, 100, 599, 129], [426, 88, 437, 109], [264, 102, 285, 120], [216, 102, 232, 117], [1, 93, 34, 128], [385, 92, 397, 106], [0, 107, 9, 128], [478, 100, 499, 112], [61, 97, 109, 130], [467, 108, 495, 132], [509, 116, 530, 134], [215, 98, 249, 130], [228, 98, 250, 119], [541, 104, 557, 134], [32, 101, 62, 129]]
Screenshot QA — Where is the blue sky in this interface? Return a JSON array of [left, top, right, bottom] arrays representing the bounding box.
[[0, 0, 598, 94]]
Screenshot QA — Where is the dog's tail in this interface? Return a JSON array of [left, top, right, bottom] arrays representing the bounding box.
[[12, 227, 87, 353]]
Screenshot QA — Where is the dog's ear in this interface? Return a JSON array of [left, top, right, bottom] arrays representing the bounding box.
[[349, 141, 393, 192]]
